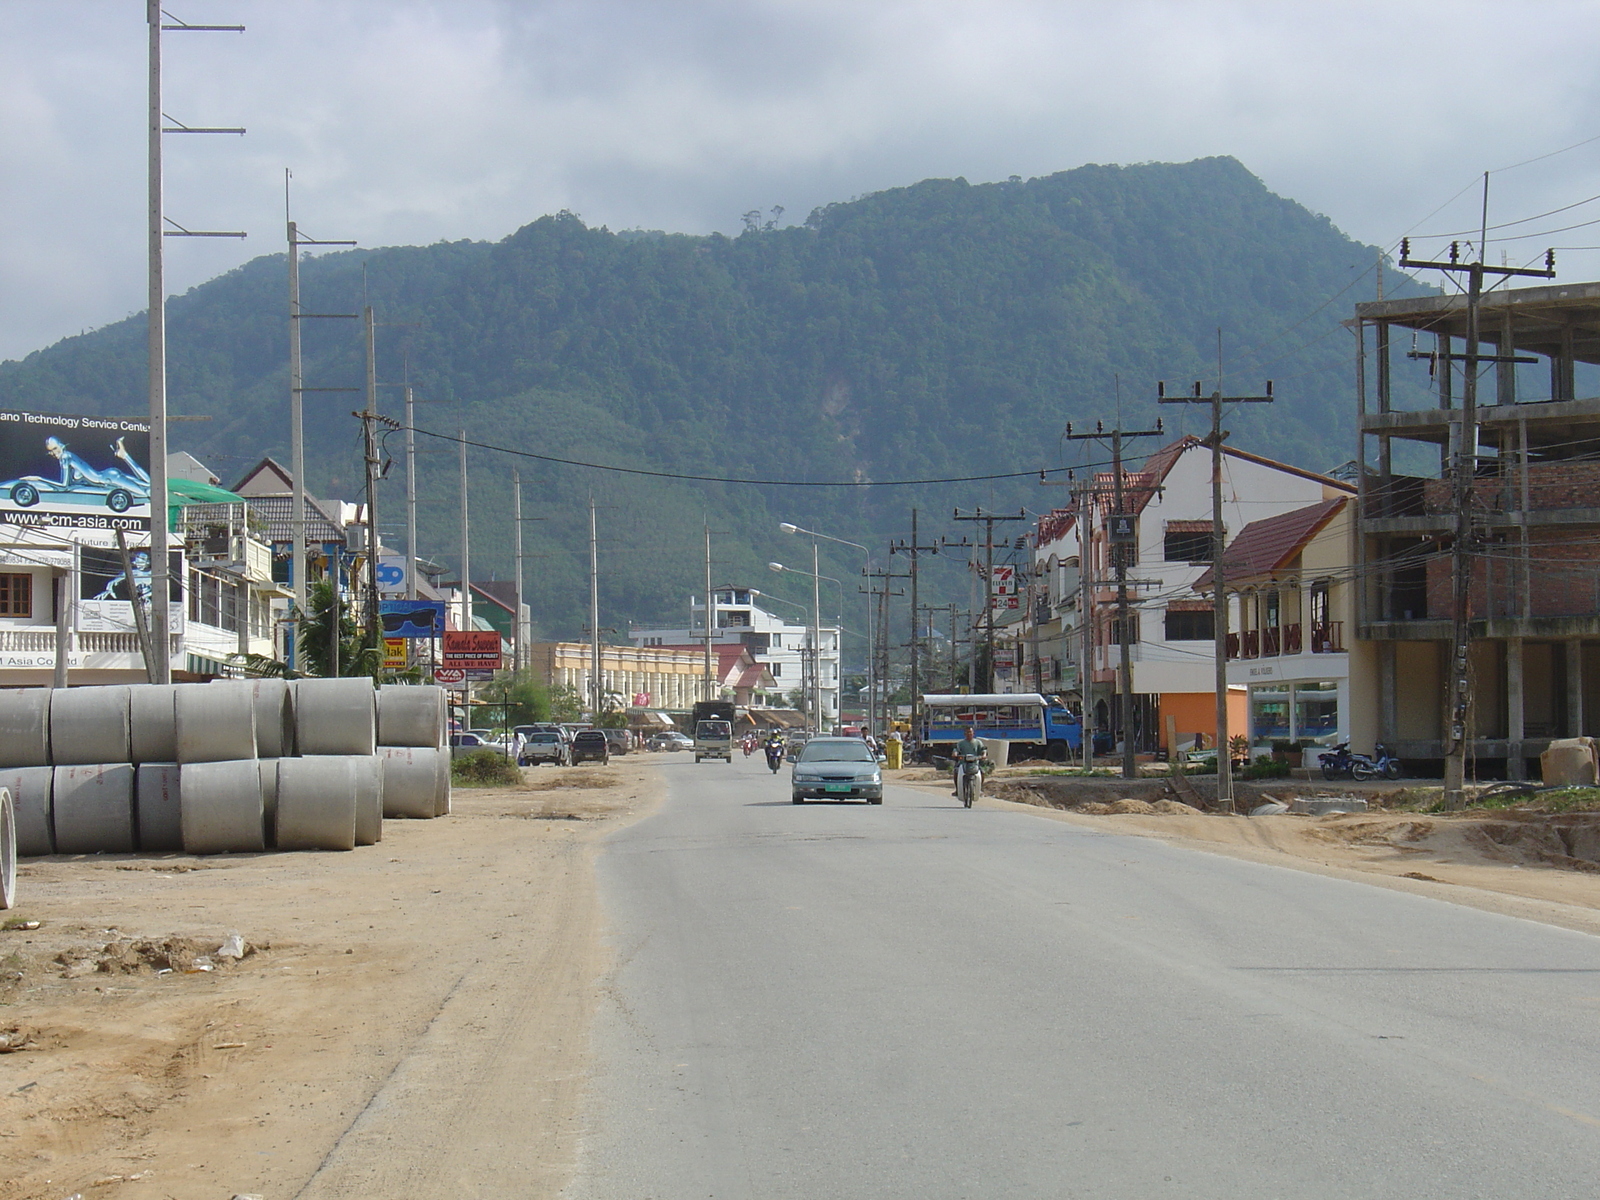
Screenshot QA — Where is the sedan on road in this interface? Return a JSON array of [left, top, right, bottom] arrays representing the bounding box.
[[791, 737, 883, 804]]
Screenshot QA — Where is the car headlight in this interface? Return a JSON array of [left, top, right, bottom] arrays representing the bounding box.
[[794, 773, 822, 783]]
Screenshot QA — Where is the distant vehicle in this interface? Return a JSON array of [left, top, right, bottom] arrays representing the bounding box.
[[449, 731, 490, 760], [785, 732, 811, 762], [601, 728, 632, 756], [518, 731, 570, 767], [692, 700, 736, 763], [469, 728, 516, 758], [569, 730, 610, 765], [648, 731, 693, 752], [791, 737, 883, 805], [516, 722, 571, 744], [921, 693, 1086, 762]]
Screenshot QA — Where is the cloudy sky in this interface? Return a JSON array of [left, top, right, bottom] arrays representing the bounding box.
[[4, 0, 1600, 363]]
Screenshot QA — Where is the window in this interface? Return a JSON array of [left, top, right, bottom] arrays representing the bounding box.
[[1109, 613, 1140, 646], [0, 573, 31, 617], [1164, 608, 1214, 641], [1163, 527, 1215, 563], [770, 663, 782, 677]]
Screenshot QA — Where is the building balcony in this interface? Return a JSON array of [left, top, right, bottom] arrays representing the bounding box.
[[1310, 621, 1344, 653]]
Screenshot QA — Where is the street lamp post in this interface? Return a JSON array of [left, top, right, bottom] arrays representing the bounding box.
[[781, 522, 874, 736], [768, 559, 841, 734]]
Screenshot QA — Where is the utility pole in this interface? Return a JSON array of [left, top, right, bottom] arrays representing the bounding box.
[[405, 386, 418, 601], [590, 495, 602, 718], [458, 430, 471, 634], [1065, 419, 1164, 779], [148, 4, 244, 684], [361, 306, 381, 658], [703, 525, 715, 703], [1078, 477, 1096, 772], [863, 566, 908, 726], [948, 508, 1027, 689], [284, 185, 355, 669], [889, 510, 941, 739], [1401, 229, 1555, 808], [1158, 364, 1274, 811], [512, 471, 523, 675]]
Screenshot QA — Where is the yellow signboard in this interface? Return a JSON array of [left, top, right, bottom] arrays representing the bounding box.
[[383, 637, 408, 670]]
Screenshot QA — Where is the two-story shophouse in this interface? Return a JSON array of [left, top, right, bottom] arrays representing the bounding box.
[[1060, 435, 1356, 756]]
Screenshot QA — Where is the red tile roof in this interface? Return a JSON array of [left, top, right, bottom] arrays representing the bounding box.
[[1193, 497, 1347, 591]]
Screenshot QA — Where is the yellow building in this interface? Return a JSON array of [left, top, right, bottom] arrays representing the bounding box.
[[525, 642, 713, 711]]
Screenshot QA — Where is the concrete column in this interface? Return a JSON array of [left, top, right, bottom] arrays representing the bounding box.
[[1378, 642, 1397, 742], [1567, 639, 1585, 737], [1507, 638, 1525, 780]]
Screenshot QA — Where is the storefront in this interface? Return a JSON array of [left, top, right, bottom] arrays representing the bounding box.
[[1247, 678, 1343, 749]]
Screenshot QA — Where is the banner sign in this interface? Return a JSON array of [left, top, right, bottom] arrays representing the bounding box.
[[990, 565, 1019, 613], [78, 546, 184, 634], [383, 638, 408, 670], [442, 629, 501, 672], [374, 555, 409, 595], [434, 667, 465, 685], [0, 410, 153, 532], [380, 599, 446, 638]]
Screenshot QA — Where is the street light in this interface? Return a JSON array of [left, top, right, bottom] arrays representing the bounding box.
[[768, 559, 841, 733], [781, 522, 875, 736]]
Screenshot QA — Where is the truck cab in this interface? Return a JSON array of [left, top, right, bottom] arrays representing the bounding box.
[[692, 700, 737, 763]]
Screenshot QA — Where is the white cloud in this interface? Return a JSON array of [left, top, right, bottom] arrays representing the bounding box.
[[4, 0, 1600, 361]]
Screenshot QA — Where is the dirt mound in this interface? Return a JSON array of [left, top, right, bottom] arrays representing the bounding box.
[[1151, 799, 1203, 815], [523, 769, 616, 791], [1074, 801, 1113, 814], [52, 935, 260, 978], [1109, 798, 1157, 814]]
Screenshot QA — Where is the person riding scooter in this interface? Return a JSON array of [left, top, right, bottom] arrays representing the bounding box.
[[763, 734, 785, 774]]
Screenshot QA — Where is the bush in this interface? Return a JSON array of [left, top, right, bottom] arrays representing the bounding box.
[[1241, 754, 1291, 780], [451, 748, 521, 787]]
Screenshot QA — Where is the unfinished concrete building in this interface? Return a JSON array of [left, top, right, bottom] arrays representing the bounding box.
[[1354, 282, 1600, 777]]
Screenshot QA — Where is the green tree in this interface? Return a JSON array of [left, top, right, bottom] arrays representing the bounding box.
[[296, 578, 380, 678], [477, 670, 551, 726]]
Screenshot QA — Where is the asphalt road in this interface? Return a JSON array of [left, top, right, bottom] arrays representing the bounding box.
[[567, 755, 1600, 1199]]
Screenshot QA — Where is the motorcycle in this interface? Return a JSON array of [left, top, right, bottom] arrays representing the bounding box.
[[953, 753, 983, 808], [1318, 742, 1402, 781], [763, 742, 784, 774]]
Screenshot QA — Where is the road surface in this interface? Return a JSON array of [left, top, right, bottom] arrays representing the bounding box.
[[568, 755, 1600, 1199]]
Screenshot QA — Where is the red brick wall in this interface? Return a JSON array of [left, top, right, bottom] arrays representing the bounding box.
[[1423, 529, 1600, 620]]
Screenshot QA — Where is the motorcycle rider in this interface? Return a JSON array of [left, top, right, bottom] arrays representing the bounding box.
[[763, 732, 785, 773], [951, 725, 986, 800]]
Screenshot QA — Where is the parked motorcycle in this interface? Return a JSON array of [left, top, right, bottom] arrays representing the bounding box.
[[1317, 742, 1357, 780], [1319, 741, 1401, 781]]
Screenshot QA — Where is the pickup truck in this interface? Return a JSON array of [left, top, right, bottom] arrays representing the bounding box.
[[692, 700, 736, 763]]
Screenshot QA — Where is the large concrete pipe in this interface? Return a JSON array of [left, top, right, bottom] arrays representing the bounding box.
[[377, 684, 447, 749], [0, 766, 55, 856], [135, 763, 182, 853], [352, 754, 382, 846], [0, 789, 15, 909], [52, 764, 135, 854], [49, 685, 131, 766], [378, 746, 449, 819], [175, 681, 256, 764], [0, 689, 51, 768], [129, 684, 179, 764], [294, 678, 377, 756], [436, 754, 451, 816], [274, 756, 357, 852], [249, 679, 295, 758], [179, 759, 266, 855], [257, 758, 279, 844]]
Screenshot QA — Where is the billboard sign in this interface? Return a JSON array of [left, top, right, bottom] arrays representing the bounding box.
[[0, 410, 153, 532], [380, 599, 445, 639], [78, 546, 184, 634], [434, 667, 465, 685], [374, 555, 409, 595], [442, 629, 501, 672]]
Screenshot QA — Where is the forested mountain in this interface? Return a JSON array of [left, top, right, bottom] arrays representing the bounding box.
[[0, 156, 1421, 638]]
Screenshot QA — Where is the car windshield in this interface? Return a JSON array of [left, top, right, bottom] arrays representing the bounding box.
[[528, 734, 560, 743], [799, 740, 875, 763]]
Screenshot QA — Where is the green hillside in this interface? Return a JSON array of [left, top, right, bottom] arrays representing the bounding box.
[[0, 156, 1420, 640]]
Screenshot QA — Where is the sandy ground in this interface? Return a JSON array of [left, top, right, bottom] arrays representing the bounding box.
[[889, 767, 1600, 938], [0, 758, 658, 1200]]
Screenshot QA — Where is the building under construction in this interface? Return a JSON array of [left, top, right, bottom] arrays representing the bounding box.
[[1354, 281, 1600, 777]]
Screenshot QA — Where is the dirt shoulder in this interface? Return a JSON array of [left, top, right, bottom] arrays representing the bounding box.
[[0, 758, 661, 1200], [888, 767, 1600, 938]]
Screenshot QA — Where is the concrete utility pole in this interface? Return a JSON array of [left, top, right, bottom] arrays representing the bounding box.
[[704, 525, 715, 702], [862, 566, 908, 727], [148, 3, 244, 684], [361, 306, 381, 657], [590, 495, 602, 717], [1065, 420, 1164, 779], [1158, 363, 1274, 812], [284, 191, 356, 671], [890, 510, 941, 738], [1078, 478, 1096, 772], [458, 430, 471, 634], [512, 471, 523, 675], [948, 508, 1027, 687], [405, 386, 418, 601], [1401, 225, 1555, 808]]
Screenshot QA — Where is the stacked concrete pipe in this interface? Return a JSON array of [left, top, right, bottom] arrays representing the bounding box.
[[376, 684, 451, 817]]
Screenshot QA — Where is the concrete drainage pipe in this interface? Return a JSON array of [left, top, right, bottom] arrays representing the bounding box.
[[249, 679, 295, 758], [129, 684, 179, 764], [274, 756, 356, 852], [179, 759, 266, 855], [53, 763, 136, 854], [0, 766, 55, 856], [136, 763, 182, 853], [352, 754, 383, 845], [257, 758, 280, 844], [50, 685, 132, 766], [176, 682, 257, 764], [0, 689, 51, 768], [0, 788, 15, 909], [294, 679, 377, 756], [378, 746, 448, 818], [377, 685, 446, 749]]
